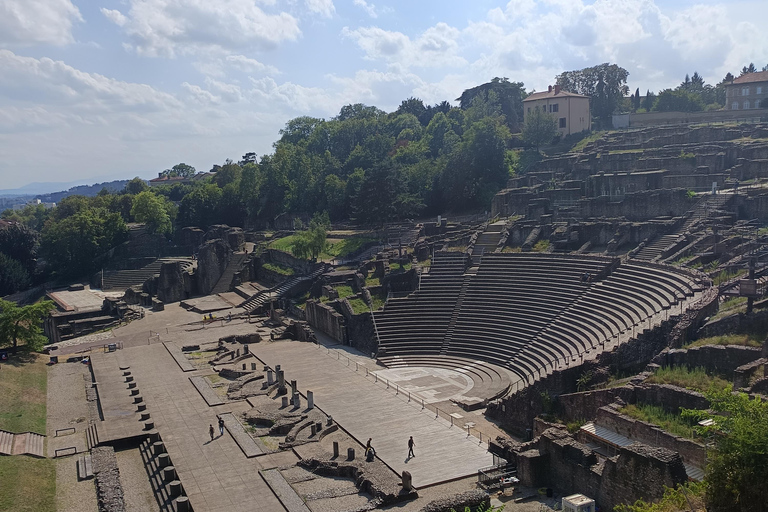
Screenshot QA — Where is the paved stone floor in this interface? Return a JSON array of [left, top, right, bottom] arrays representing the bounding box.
[[93, 345, 286, 512], [250, 340, 494, 487]]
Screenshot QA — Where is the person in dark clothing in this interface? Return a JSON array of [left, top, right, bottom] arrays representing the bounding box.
[[218, 417, 225, 436], [209, 424, 215, 441], [408, 436, 415, 458]]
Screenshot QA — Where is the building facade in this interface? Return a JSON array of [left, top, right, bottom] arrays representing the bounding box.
[[523, 85, 591, 136], [724, 71, 768, 111]]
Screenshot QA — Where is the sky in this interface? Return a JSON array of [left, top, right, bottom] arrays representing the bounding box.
[[0, 0, 767, 190]]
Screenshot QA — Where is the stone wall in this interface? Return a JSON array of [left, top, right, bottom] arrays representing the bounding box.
[[593, 405, 706, 468], [653, 344, 762, 375], [580, 189, 692, 221], [262, 248, 314, 275], [346, 311, 377, 357], [196, 239, 231, 295], [508, 428, 688, 511], [305, 300, 347, 344], [156, 261, 193, 303], [696, 308, 768, 339]]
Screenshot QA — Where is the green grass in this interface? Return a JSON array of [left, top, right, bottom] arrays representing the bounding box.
[[0, 352, 47, 434], [365, 276, 380, 287], [389, 262, 412, 272], [0, 352, 55, 512], [685, 332, 764, 349], [710, 296, 748, 320], [262, 262, 294, 276], [347, 298, 370, 315], [608, 149, 644, 155], [532, 240, 551, 252], [269, 234, 376, 261], [370, 293, 385, 311], [619, 403, 698, 439], [335, 285, 355, 299], [713, 268, 746, 286], [502, 245, 522, 253], [570, 130, 606, 152], [0, 457, 56, 512], [645, 366, 730, 392]]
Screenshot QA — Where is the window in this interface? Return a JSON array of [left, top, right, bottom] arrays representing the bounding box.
[[744, 101, 750, 109], [559, 117, 566, 128], [550, 103, 559, 113], [757, 86, 763, 94], [733, 102, 739, 110], [527, 107, 531, 114], [743, 87, 750, 96]]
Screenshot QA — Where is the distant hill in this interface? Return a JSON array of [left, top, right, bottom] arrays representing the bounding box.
[[34, 179, 133, 203], [0, 178, 136, 199]]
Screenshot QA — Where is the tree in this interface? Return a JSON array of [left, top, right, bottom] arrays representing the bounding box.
[[740, 63, 757, 76], [632, 87, 641, 111], [130, 191, 174, 235], [653, 89, 705, 112], [125, 177, 149, 195], [0, 253, 31, 296], [556, 63, 630, 124], [684, 386, 768, 512], [457, 77, 527, 132], [642, 90, 656, 111], [178, 184, 222, 228], [522, 108, 557, 151], [291, 212, 330, 260], [0, 222, 39, 273], [161, 163, 196, 178], [0, 298, 56, 353]]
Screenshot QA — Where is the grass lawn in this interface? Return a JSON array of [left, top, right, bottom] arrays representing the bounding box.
[[269, 235, 376, 261], [0, 352, 47, 434], [0, 351, 55, 512], [685, 332, 764, 349], [619, 403, 698, 439], [261, 262, 294, 276], [645, 366, 730, 392], [335, 285, 355, 299]]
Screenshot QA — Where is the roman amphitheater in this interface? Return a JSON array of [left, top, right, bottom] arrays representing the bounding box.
[[28, 122, 768, 511]]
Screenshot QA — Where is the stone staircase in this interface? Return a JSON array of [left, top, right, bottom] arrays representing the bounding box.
[[634, 194, 733, 261], [439, 274, 474, 356], [211, 252, 248, 295], [473, 222, 505, 254], [0, 430, 46, 458], [239, 266, 326, 313], [101, 259, 194, 291], [86, 423, 100, 451]]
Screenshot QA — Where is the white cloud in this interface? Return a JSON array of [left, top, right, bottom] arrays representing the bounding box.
[[305, 0, 335, 18], [100, 8, 127, 27], [353, 0, 378, 18], [342, 23, 466, 69], [225, 54, 279, 75], [0, 0, 82, 46], [104, 0, 302, 58]]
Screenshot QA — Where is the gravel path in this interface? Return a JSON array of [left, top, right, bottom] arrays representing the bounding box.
[[55, 457, 98, 512], [115, 448, 161, 512]]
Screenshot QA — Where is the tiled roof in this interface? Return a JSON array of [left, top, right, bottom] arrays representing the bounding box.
[[149, 175, 189, 183], [524, 90, 590, 101], [730, 70, 768, 85]]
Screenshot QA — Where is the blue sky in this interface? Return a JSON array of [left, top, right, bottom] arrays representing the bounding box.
[[0, 0, 766, 189]]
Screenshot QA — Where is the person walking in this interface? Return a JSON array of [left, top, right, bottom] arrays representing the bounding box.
[[408, 436, 415, 458], [218, 416, 225, 436], [209, 424, 215, 441]]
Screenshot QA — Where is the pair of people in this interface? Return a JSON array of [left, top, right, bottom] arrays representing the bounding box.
[[366, 436, 415, 460], [209, 417, 225, 441]]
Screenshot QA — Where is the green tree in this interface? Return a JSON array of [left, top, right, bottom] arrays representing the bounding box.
[[130, 191, 174, 235], [522, 108, 557, 151], [0, 253, 31, 296], [457, 77, 527, 132], [684, 385, 768, 512], [125, 177, 149, 195], [653, 89, 705, 112], [0, 222, 39, 273], [556, 63, 629, 124], [178, 184, 222, 228], [1, 202, 50, 231], [740, 63, 757, 76], [161, 163, 196, 178], [642, 90, 656, 111], [0, 298, 56, 353], [291, 212, 330, 260]]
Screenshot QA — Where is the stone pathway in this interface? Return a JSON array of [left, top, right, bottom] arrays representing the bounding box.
[[100, 343, 285, 512], [250, 340, 493, 488]]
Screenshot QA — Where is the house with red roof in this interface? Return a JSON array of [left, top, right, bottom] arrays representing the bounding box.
[[724, 70, 768, 111], [523, 85, 591, 136]]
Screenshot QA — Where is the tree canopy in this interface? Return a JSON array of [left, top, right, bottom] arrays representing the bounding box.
[[556, 63, 629, 124], [522, 108, 557, 150], [0, 298, 56, 353]]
